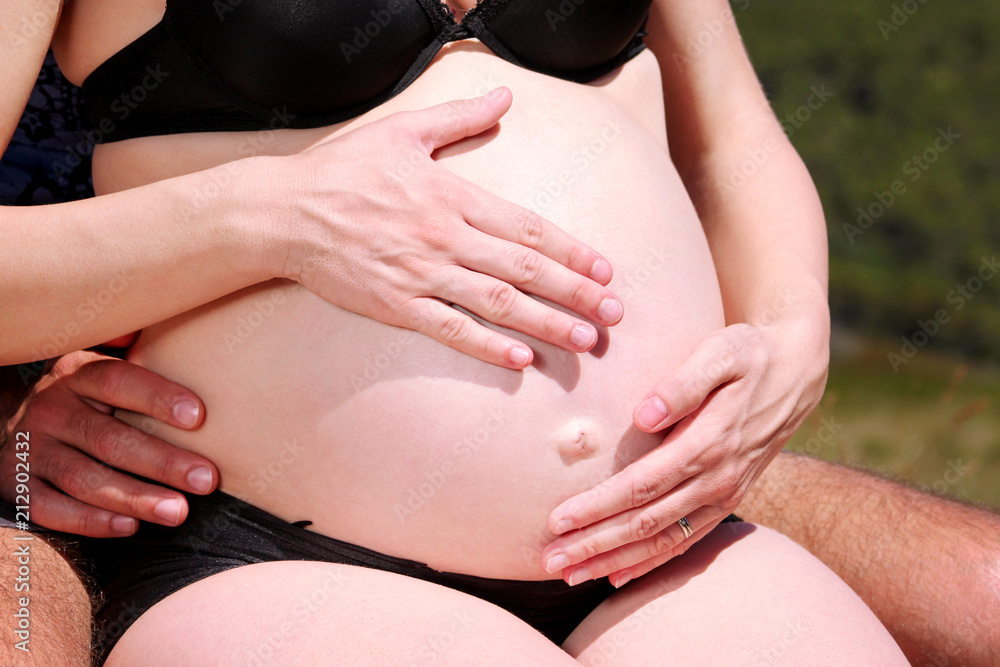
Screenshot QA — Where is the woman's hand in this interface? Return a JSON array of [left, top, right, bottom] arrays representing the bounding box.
[[0, 351, 218, 537], [541, 318, 829, 587], [270, 87, 623, 369]]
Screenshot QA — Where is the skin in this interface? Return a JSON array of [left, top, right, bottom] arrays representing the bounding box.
[[2, 0, 622, 371], [0, 528, 90, 666], [541, 0, 831, 586], [741, 452, 1000, 667], [48, 0, 904, 663], [0, 0, 954, 664], [3, 360, 996, 664]]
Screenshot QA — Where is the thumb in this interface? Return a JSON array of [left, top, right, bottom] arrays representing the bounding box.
[[633, 331, 744, 432], [403, 87, 512, 154]]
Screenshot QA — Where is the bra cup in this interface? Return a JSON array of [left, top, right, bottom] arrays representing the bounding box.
[[478, 0, 652, 73], [167, 0, 437, 114], [81, 0, 654, 141]]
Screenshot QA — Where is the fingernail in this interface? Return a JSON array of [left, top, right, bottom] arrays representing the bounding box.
[[567, 567, 594, 586], [187, 466, 214, 494], [112, 516, 137, 535], [154, 498, 183, 525], [172, 400, 200, 428], [590, 258, 612, 283], [553, 518, 573, 535], [546, 553, 570, 573], [509, 346, 531, 367], [613, 572, 633, 588], [597, 298, 622, 324], [485, 87, 504, 100], [570, 325, 596, 350], [636, 396, 668, 429]]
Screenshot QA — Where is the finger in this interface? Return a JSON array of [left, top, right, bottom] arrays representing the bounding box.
[[541, 478, 700, 574], [460, 179, 614, 286], [404, 297, 535, 369], [22, 478, 139, 538], [548, 444, 692, 535], [562, 507, 727, 587], [436, 266, 600, 353], [46, 400, 217, 495], [402, 87, 513, 155], [64, 356, 205, 430], [455, 225, 622, 327], [633, 330, 746, 432], [606, 514, 733, 588], [33, 442, 191, 527]]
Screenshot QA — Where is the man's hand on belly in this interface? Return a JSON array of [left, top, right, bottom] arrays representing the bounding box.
[[0, 351, 218, 537]]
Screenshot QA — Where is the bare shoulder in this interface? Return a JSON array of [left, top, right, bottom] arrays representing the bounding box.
[[0, 0, 62, 151]]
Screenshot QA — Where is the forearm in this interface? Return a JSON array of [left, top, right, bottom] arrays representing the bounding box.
[[0, 157, 275, 365], [648, 0, 828, 335], [744, 451, 1000, 666]]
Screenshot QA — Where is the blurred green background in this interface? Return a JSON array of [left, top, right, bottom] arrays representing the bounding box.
[[735, 2, 999, 507]]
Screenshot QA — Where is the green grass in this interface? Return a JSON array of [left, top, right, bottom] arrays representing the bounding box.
[[785, 330, 1000, 509]]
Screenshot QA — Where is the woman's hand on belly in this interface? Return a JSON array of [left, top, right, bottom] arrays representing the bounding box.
[[540, 319, 828, 587], [262, 87, 622, 369]]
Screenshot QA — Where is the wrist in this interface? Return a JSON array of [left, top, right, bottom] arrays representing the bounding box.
[[242, 152, 325, 285], [221, 154, 292, 284]]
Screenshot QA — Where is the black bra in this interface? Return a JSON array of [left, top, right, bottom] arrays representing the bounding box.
[[80, 0, 653, 143]]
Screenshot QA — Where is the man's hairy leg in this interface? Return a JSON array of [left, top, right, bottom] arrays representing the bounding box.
[[1, 528, 92, 666], [742, 450, 1000, 667], [3, 364, 92, 665]]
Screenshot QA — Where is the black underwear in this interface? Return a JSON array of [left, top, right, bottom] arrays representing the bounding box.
[[80, 490, 740, 663]]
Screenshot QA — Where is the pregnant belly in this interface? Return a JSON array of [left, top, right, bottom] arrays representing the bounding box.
[[113, 51, 725, 580]]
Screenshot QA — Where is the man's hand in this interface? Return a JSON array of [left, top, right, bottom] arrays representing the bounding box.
[[0, 351, 218, 537]]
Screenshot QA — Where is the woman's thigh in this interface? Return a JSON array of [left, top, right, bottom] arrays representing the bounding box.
[[107, 561, 580, 666], [563, 522, 908, 666]]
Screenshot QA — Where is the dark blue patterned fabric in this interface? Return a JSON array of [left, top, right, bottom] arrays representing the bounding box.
[[0, 52, 94, 206]]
